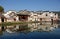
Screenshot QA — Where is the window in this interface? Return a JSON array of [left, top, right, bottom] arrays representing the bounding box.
[[46, 14, 48, 16], [55, 13, 56, 15], [40, 13, 42, 15], [34, 15, 37, 16]]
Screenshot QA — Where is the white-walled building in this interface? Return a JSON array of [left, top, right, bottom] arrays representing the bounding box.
[[3, 10, 17, 22], [0, 10, 58, 23], [28, 11, 58, 22]]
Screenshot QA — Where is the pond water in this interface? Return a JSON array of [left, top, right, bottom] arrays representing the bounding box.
[[0, 22, 60, 39]]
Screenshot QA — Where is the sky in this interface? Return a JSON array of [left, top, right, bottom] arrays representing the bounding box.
[[0, 0, 60, 12]]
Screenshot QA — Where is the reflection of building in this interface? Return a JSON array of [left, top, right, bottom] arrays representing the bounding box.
[[0, 10, 58, 23], [0, 23, 58, 34], [28, 23, 58, 32]]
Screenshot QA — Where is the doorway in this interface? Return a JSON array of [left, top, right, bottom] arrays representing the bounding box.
[[40, 18, 42, 21], [1, 17, 4, 22], [51, 19, 53, 25]]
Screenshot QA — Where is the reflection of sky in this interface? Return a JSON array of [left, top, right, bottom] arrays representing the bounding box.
[[0, 23, 60, 39], [1, 31, 60, 39]]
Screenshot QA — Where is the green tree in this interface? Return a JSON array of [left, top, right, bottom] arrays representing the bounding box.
[[0, 6, 4, 14]]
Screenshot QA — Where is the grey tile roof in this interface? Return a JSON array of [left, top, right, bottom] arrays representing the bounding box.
[[17, 10, 30, 15]]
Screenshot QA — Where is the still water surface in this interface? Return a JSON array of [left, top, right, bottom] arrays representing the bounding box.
[[0, 22, 60, 39]]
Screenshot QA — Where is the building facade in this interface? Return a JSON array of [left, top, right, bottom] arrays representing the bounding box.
[[0, 10, 58, 23]]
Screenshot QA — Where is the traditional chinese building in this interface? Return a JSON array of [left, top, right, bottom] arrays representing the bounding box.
[[16, 10, 31, 22], [0, 10, 58, 23]]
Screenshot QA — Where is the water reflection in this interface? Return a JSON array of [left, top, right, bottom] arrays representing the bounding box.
[[0, 22, 59, 35]]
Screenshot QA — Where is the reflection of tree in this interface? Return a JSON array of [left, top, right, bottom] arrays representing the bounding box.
[[0, 31, 3, 36], [0, 24, 5, 36], [0, 23, 8, 36]]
